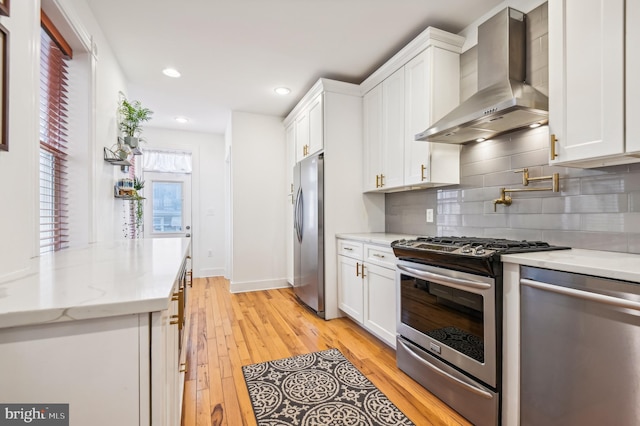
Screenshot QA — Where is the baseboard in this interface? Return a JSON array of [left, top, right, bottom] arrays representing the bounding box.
[[198, 267, 226, 278], [230, 278, 291, 293]]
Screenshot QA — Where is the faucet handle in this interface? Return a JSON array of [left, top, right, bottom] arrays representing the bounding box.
[[514, 168, 529, 185]]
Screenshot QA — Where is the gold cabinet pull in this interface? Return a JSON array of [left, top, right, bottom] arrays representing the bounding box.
[[179, 362, 188, 373], [187, 270, 192, 287], [170, 314, 180, 325], [356, 262, 360, 277], [373, 253, 385, 258], [361, 264, 366, 278], [421, 164, 427, 181], [380, 174, 385, 187], [550, 134, 558, 159], [375, 174, 380, 188], [171, 292, 180, 301]]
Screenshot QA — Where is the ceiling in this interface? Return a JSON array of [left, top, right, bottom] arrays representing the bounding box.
[[85, 0, 504, 135]]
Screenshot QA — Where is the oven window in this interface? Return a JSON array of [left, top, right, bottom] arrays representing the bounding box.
[[400, 274, 485, 362]]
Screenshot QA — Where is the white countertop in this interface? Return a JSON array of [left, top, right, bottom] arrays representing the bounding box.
[[0, 238, 191, 329], [336, 232, 418, 246], [501, 248, 640, 283]]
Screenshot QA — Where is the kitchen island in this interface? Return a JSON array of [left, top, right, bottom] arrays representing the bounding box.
[[0, 238, 191, 426]]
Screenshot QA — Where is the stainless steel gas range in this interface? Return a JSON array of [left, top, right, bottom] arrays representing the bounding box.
[[391, 236, 570, 426]]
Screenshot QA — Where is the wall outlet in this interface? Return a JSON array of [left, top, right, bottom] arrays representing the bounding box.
[[426, 209, 434, 223]]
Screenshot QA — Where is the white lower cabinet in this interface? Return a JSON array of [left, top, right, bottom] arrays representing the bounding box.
[[338, 240, 365, 322], [363, 262, 396, 347], [337, 239, 397, 348], [0, 261, 189, 426]]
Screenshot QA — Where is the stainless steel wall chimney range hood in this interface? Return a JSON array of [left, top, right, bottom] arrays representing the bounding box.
[[416, 8, 548, 144]]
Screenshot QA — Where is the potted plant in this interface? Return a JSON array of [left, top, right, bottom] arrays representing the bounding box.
[[118, 97, 153, 148]]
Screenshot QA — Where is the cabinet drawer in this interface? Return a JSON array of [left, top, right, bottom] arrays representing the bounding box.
[[365, 244, 395, 269], [338, 240, 363, 259]]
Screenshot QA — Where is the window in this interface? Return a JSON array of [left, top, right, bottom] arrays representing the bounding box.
[[152, 181, 183, 233], [39, 12, 73, 254]]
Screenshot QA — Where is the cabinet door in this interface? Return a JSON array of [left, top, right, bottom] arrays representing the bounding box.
[[627, 0, 640, 154], [381, 68, 405, 189], [295, 111, 309, 162], [285, 124, 295, 285], [405, 47, 461, 186], [308, 94, 324, 156], [363, 85, 383, 192], [338, 255, 364, 323], [404, 49, 432, 185], [151, 282, 181, 426], [363, 263, 397, 348], [549, 0, 624, 164]]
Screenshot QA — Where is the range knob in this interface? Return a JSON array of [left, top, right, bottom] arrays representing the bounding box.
[[474, 245, 485, 255], [461, 244, 473, 254]]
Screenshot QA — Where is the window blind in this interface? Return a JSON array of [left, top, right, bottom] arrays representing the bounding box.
[[39, 19, 71, 253]]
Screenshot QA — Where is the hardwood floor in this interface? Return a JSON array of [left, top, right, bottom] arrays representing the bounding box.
[[181, 276, 472, 426]]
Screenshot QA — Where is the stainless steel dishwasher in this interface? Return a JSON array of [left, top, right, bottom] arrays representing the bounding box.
[[520, 266, 640, 426]]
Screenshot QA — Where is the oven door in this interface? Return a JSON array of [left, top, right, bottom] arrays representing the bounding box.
[[396, 260, 497, 387]]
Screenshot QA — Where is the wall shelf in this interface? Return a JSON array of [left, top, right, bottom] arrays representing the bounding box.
[[103, 147, 131, 166]]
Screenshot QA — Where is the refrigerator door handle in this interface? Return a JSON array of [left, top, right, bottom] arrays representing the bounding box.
[[295, 187, 303, 243]]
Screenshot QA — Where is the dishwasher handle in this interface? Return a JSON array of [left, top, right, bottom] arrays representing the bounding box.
[[520, 278, 640, 312]]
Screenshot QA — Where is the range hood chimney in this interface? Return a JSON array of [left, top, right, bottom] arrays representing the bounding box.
[[416, 8, 548, 144]]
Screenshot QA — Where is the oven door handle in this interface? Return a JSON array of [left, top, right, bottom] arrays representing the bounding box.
[[397, 265, 492, 290], [398, 339, 494, 400]]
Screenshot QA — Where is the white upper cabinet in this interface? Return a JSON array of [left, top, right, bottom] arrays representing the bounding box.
[[404, 47, 461, 187], [361, 27, 464, 192], [308, 94, 324, 156], [627, 0, 640, 154], [549, 0, 639, 167], [294, 93, 323, 162], [381, 68, 405, 190], [363, 84, 383, 192]]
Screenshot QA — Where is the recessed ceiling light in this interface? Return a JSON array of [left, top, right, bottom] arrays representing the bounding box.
[[162, 68, 181, 78], [529, 122, 542, 128], [175, 116, 189, 124], [274, 87, 291, 95]]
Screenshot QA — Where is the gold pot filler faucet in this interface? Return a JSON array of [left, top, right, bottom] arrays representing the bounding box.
[[493, 168, 560, 212]]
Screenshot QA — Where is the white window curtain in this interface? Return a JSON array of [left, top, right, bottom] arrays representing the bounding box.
[[142, 149, 193, 173]]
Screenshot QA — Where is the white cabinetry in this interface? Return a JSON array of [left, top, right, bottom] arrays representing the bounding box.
[[361, 28, 464, 193], [284, 79, 385, 319], [362, 244, 397, 347], [285, 124, 295, 285], [337, 238, 397, 348], [337, 240, 364, 322], [294, 93, 324, 162], [626, 0, 640, 153], [549, 0, 640, 167], [0, 255, 190, 426], [404, 48, 461, 187]]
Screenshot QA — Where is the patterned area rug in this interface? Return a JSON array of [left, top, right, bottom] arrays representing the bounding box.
[[242, 348, 415, 426]]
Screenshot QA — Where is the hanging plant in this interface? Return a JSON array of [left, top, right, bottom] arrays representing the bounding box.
[[133, 176, 145, 238]]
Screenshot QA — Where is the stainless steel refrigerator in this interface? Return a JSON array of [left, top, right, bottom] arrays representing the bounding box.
[[293, 152, 324, 318]]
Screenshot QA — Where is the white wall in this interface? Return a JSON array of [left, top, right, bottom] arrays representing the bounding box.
[[0, 0, 130, 282], [0, 1, 40, 281], [226, 111, 287, 292], [141, 127, 226, 278]]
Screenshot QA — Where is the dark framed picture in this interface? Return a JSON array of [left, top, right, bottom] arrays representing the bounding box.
[[0, 0, 9, 17], [0, 24, 7, 152]]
